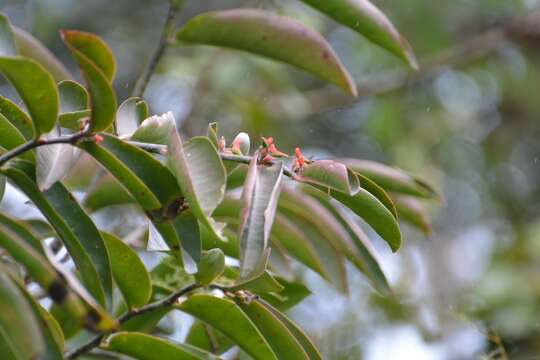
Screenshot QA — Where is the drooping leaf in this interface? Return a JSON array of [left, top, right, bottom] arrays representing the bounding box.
[[106, 332, 222, 360], [394, 195, 432, 235], [296, 159, 360, 195], [2, 166, 111, 307], [0, 269, 46, 360], [0, 213, 43, 252], [302, 186, 391, 295], [259, 300, 323, 360], [0, 95, 34, 140], [61, 30, 117, 132], [0, 113, 34, 162], [13, 26, 71, 81], [167, 126, 226, 241], [102, 232, 152, 309], [238, 153, 283, 277], [195, 248, 225, 285], [234, 299, 309, 360], [354, 172, 397, 218], [116, 97, 149, 137], [176, 294, 277, 360], [340, 158, 439, 199], [176, 9, 357, 96], [130, 110, 176, 145], [299, 0, 418, 69], [0, 57, 59, 135], [36, 140, 79, 191]]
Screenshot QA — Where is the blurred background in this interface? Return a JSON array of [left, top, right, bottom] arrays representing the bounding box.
[[3, 0, 540, 358]]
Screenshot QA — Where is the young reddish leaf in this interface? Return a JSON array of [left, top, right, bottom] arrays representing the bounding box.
[[296, 159, 360, 195], [234, 299, 310, 360], [61, 30, 117, 132], [239, 152, 283, 277], [177, 9, 357, 96], [300, 0, 418, 69], [176, 294, 278, 360]]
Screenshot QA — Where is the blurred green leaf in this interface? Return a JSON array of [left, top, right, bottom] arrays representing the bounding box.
[[106, 332, 221, 360], [0, 13, 16, 56], [394, 195, 432, 235], [0, 213, 43, 253], [0, 175, 4, 202], [227, 250, 284, 294], [102, 232, 152, 309], [177, 294, 277, 359], [238, 153, 283, 277], [296, 160, 360, 195], [0, 270, 46, 360], [234, 299, 309, 360], [299, 0, 417, 68], [177, 9, 357, 96], [259, 277, 311, 311], [61, 30, 116, 132], [83, 173, 135, 212], [117, 97, 149, 137], [0, 113, 34, 162], [185, 321, 233, 354], [58, 80, 89, 130], [13, 26, 71, 81]]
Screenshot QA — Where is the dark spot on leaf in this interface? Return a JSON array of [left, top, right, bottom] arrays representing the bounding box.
[[48, 280, 68, 303]]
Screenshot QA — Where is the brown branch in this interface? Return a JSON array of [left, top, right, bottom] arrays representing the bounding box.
[[65, 283, 201, 359]]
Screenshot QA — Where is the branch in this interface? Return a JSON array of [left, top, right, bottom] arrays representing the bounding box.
[[127, 141, 298, 179], [65, 283, 201, 359], [131, 1, 182, 98], [0, 129, 91, 167]]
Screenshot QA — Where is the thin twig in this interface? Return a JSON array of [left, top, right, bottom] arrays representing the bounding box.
[[65, 283, 201, 359], [0, 129, 91, 167], [131, 1, 182, 98]]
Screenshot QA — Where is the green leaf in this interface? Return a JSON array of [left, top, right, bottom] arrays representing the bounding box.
[[234, 299, 309, 360], [176, 294, 277, 360], [0, 13, 16, 56], [106, 332, 221, 360], [167, 126, 226, 242], [42, 182, 113, 306], [0, 95, 35, 139], [0, 57, 59, 136], [2, 166, 111, 307], [355, 172, 397, 218], [0, 113, 34, 162], [176, 9, 357, 96], [0, 213, 43, 253], [61, 30, 117, 132], [117, 97, 149, 137], [296, 160, 360, 195], [394, 195, 432, 235], [60, 30, 115, 81], [302, 186, 391, 295], [0, 270, 46, 360], [299, 0, 418, 69], [185, 321, 234, 355], [58, 79, 88, 113], [13, 26, 71, 81], [238, 153, 283, 277], [131, 110, 177, 146], [102, 232, 152, 309], [195, 248, 225, 285], [207, 122, 219, 149], [259, 300, 322, 360], [340, 158, 439, 199], [331, 187, 401, 252], [226, 250, 284, 294], [0, 175, 4, 202], [259, 277, 311, 311]]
